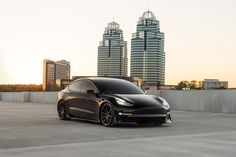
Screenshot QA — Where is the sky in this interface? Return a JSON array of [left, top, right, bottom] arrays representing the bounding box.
[[0, 0, 236, 87]]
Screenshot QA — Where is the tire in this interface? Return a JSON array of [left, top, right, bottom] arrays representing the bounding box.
[[57, 101, 71, 120], [100, 103, 115, 127]]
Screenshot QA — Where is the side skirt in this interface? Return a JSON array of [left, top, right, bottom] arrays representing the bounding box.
[[71, 117, 99, 123]]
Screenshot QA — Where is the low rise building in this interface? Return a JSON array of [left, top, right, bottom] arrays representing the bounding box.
[[202, 79, 228, 89]]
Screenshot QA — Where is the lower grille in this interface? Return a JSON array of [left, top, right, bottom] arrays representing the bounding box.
[[119, 116, 166, 123], [133, 107, 166, 114]]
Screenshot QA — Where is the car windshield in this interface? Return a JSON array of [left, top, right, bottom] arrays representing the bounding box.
[[93, 79, 144, 94]]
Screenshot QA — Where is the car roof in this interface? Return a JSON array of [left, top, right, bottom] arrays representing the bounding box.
[[70, 77, 128, 85], [83, 77, 128, 82]]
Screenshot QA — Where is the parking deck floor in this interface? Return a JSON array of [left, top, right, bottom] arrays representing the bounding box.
[[0, 101, 236, 157]]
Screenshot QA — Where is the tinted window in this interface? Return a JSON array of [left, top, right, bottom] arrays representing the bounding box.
[[68, 81, 83, 92], [93, 79, 144, 94], [81, 80, 97, 93], [69, 80, 97, 93]]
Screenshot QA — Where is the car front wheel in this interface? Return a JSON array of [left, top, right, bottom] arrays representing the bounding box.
[[100, 103, 114, 127], [57, 101, 71, 120]]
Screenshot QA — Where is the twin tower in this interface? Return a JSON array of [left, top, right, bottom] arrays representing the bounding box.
[[97, 11, 165, 85]]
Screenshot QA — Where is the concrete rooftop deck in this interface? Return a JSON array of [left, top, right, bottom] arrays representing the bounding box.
[[0, 101, 236, 157]]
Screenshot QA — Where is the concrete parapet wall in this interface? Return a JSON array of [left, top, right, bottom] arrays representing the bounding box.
[[1, 92, 30, 102], [30, 92, 57, 104], [0, 92, 57, 104], [148, 90, 236, 114], [0, 90, 236, 113]]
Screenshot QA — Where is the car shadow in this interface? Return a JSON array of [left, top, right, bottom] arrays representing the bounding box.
[[71, 118, 172, 128], [114, 122, 172, 129]]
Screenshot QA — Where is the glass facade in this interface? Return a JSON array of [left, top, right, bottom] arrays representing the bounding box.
[[131, 11, 165, 85], [97, 21, 128, 77]]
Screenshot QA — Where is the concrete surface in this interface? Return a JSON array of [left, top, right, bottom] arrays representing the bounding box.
[[0, 101, 236, 157], [149, 90, 236, 113]]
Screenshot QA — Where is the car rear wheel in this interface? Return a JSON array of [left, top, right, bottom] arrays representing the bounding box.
[[57, 101, 70, 120], [100, 103, 114, 127]]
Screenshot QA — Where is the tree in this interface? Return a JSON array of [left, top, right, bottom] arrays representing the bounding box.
[[176, 81, 189, 90], [176, 80, 202, 90], [189, 80, 198, 89]]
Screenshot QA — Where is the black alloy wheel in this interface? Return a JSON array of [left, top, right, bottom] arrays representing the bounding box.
[[57, 101, 70, 120], [100, 103, 114, 127]]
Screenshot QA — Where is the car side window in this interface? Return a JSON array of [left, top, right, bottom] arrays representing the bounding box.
[[68, 81, 83, 92], [69, 80, 97, 93], [81, 80, 97, 93]]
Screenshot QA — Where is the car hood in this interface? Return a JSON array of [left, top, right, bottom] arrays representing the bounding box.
[[113, 94, 163, 108]]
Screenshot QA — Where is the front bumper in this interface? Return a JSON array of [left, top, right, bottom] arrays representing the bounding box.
[[115, 107, 171, 124]]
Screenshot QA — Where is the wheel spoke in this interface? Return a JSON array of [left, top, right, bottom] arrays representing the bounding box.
[[59, 109, 64, 117], [104, 117, 107, 123], [104, 116, 108, 123], [58, 103, 66, 119], [102, 116, 106, 121]]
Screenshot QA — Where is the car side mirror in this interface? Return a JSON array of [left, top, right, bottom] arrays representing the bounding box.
[[87, 89, 95, 94]]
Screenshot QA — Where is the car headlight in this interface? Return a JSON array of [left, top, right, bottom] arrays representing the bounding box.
[[159, 97, 170, 110], [115, 97, 133, 107]]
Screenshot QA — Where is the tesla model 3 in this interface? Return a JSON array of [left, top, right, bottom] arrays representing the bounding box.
[[57, 77, 171, 127]]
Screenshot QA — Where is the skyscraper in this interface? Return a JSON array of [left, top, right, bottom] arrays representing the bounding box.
[[43, 59, 70, 91], [131, 11, 165, 85], [97, 21, 128, 77]]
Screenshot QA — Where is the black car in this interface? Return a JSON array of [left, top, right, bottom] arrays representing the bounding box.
[[57, 77, 171, 127]]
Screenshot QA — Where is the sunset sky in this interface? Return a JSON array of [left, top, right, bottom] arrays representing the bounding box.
[[0, 0, 236, 87]]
